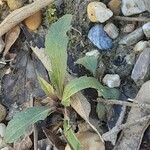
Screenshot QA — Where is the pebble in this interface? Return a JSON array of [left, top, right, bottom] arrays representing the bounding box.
[[133, 41, 148, 52], [0, 123, 6, 138], [119, 27, 144, 46], [24, 11, 42, 31], [121, 0, 150, 16], [87, 2, 113, 23], [85, 50, 99, 58], [88, 25, 113, 50], [122, 24, 136, 33], [0, 37, 5, 53], [104, 23, 119, 39], [0, 104, 6, 122], [142, 22, 150, 38], [103, 74, 121, 88], [7, 0, 24, 10], [131, 48, 150, 83], [108, 0, 121, 15]]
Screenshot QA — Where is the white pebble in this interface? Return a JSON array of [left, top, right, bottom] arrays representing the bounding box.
[[122, 24, 135, 33], [0, 123, 6, 138], [142, 22, 150, 38], [133, 41, 148, 52], [103, 74, 120, 88], [87, 2, 113, 23], [86, 50, 99, 58], [121, 0, 149, 16], [104, 23, 119, 39]]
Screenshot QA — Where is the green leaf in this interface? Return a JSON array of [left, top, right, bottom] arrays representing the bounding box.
[[45, 14, 72, 97], [4, 106, 51, 143], [62, 76, 119, 106], [63, 119, 81, 150], [96, 103, 107, 121], [38, 76, 55, 97], [101, 86, 119, 99], [75, 56, 98, 76]]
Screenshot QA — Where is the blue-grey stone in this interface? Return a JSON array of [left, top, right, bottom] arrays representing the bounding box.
[[88, 24, 113, 50]]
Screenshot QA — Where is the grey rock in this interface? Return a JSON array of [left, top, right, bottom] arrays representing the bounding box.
[[104, 23, 119, 39], [103, 74, 121, 88], [119, 28, 144, 46], [131, 48, 150, 83], [88, 25, 113, 50], [133, 41, 148, 52], [122, 0, 150, 16], [142, 22, 150, 38]]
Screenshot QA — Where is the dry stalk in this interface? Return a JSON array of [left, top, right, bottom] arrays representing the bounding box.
[[0, 0, 54, 37], [97, 98, 150, 109]]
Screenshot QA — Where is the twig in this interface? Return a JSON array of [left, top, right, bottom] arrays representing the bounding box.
[[30, 94, 38, 150], [114, 16, 150, 22], [34, 124, 38, 150], [97, 98, 150, 109], [102, 114, 150, 140], [0, 0, 54, 37]]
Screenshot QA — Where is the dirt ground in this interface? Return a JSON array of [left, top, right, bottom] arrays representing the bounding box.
[[0, 0, 150, 150]]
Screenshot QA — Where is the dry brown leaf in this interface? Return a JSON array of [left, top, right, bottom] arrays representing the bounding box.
[[24, 11, 42, 31], [66, 74, 104, 143], [3, 26, 20, 57], [0, 0, 3, 6], [114, 80, 150, 150], [14, 136, 32, 150], [65, 130, 105, 150], [0, 37, 5, 53], [31, 46, 52, 72]]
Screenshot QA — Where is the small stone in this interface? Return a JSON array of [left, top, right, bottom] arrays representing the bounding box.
[[0, 123, 6, 138], [108, 0, 121, 15], [133, 41, 148, 52], [142, 22, 150, 38], [122, 24, 135, 33], [121, 0, 150, 16], [0, 37, 5, 53], [131, 48, 150, 83], [24, 11, 42, 31], [7, 0, 24, 10], [88, 25, 113, 50], [104, 23, 119, 39], [86, 50, 99, 58], [119, 27, 144, 46], [103, 74, 120, 88], [0, 104, 6, 122], [87, 2, 113, 23]]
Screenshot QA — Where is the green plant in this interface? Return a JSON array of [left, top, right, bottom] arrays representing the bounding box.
[[4, 14, 118, 149]]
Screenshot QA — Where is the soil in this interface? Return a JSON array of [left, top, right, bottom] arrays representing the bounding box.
[[0, 0, 150, 149]]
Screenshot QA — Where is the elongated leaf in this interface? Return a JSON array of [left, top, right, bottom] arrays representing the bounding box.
[[75, 56, 98, 76], [63, 119, 81, 150], [38, 76, 55, 97], [45, 14, 72, 97], [62, 76, 119, 106], [4, 106, 51, 143]]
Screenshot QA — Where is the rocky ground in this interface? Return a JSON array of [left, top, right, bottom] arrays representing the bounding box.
[[0, 0, 150, 150]]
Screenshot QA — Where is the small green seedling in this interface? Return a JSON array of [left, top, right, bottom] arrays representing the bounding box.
[[4, 14, 119, 149]]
